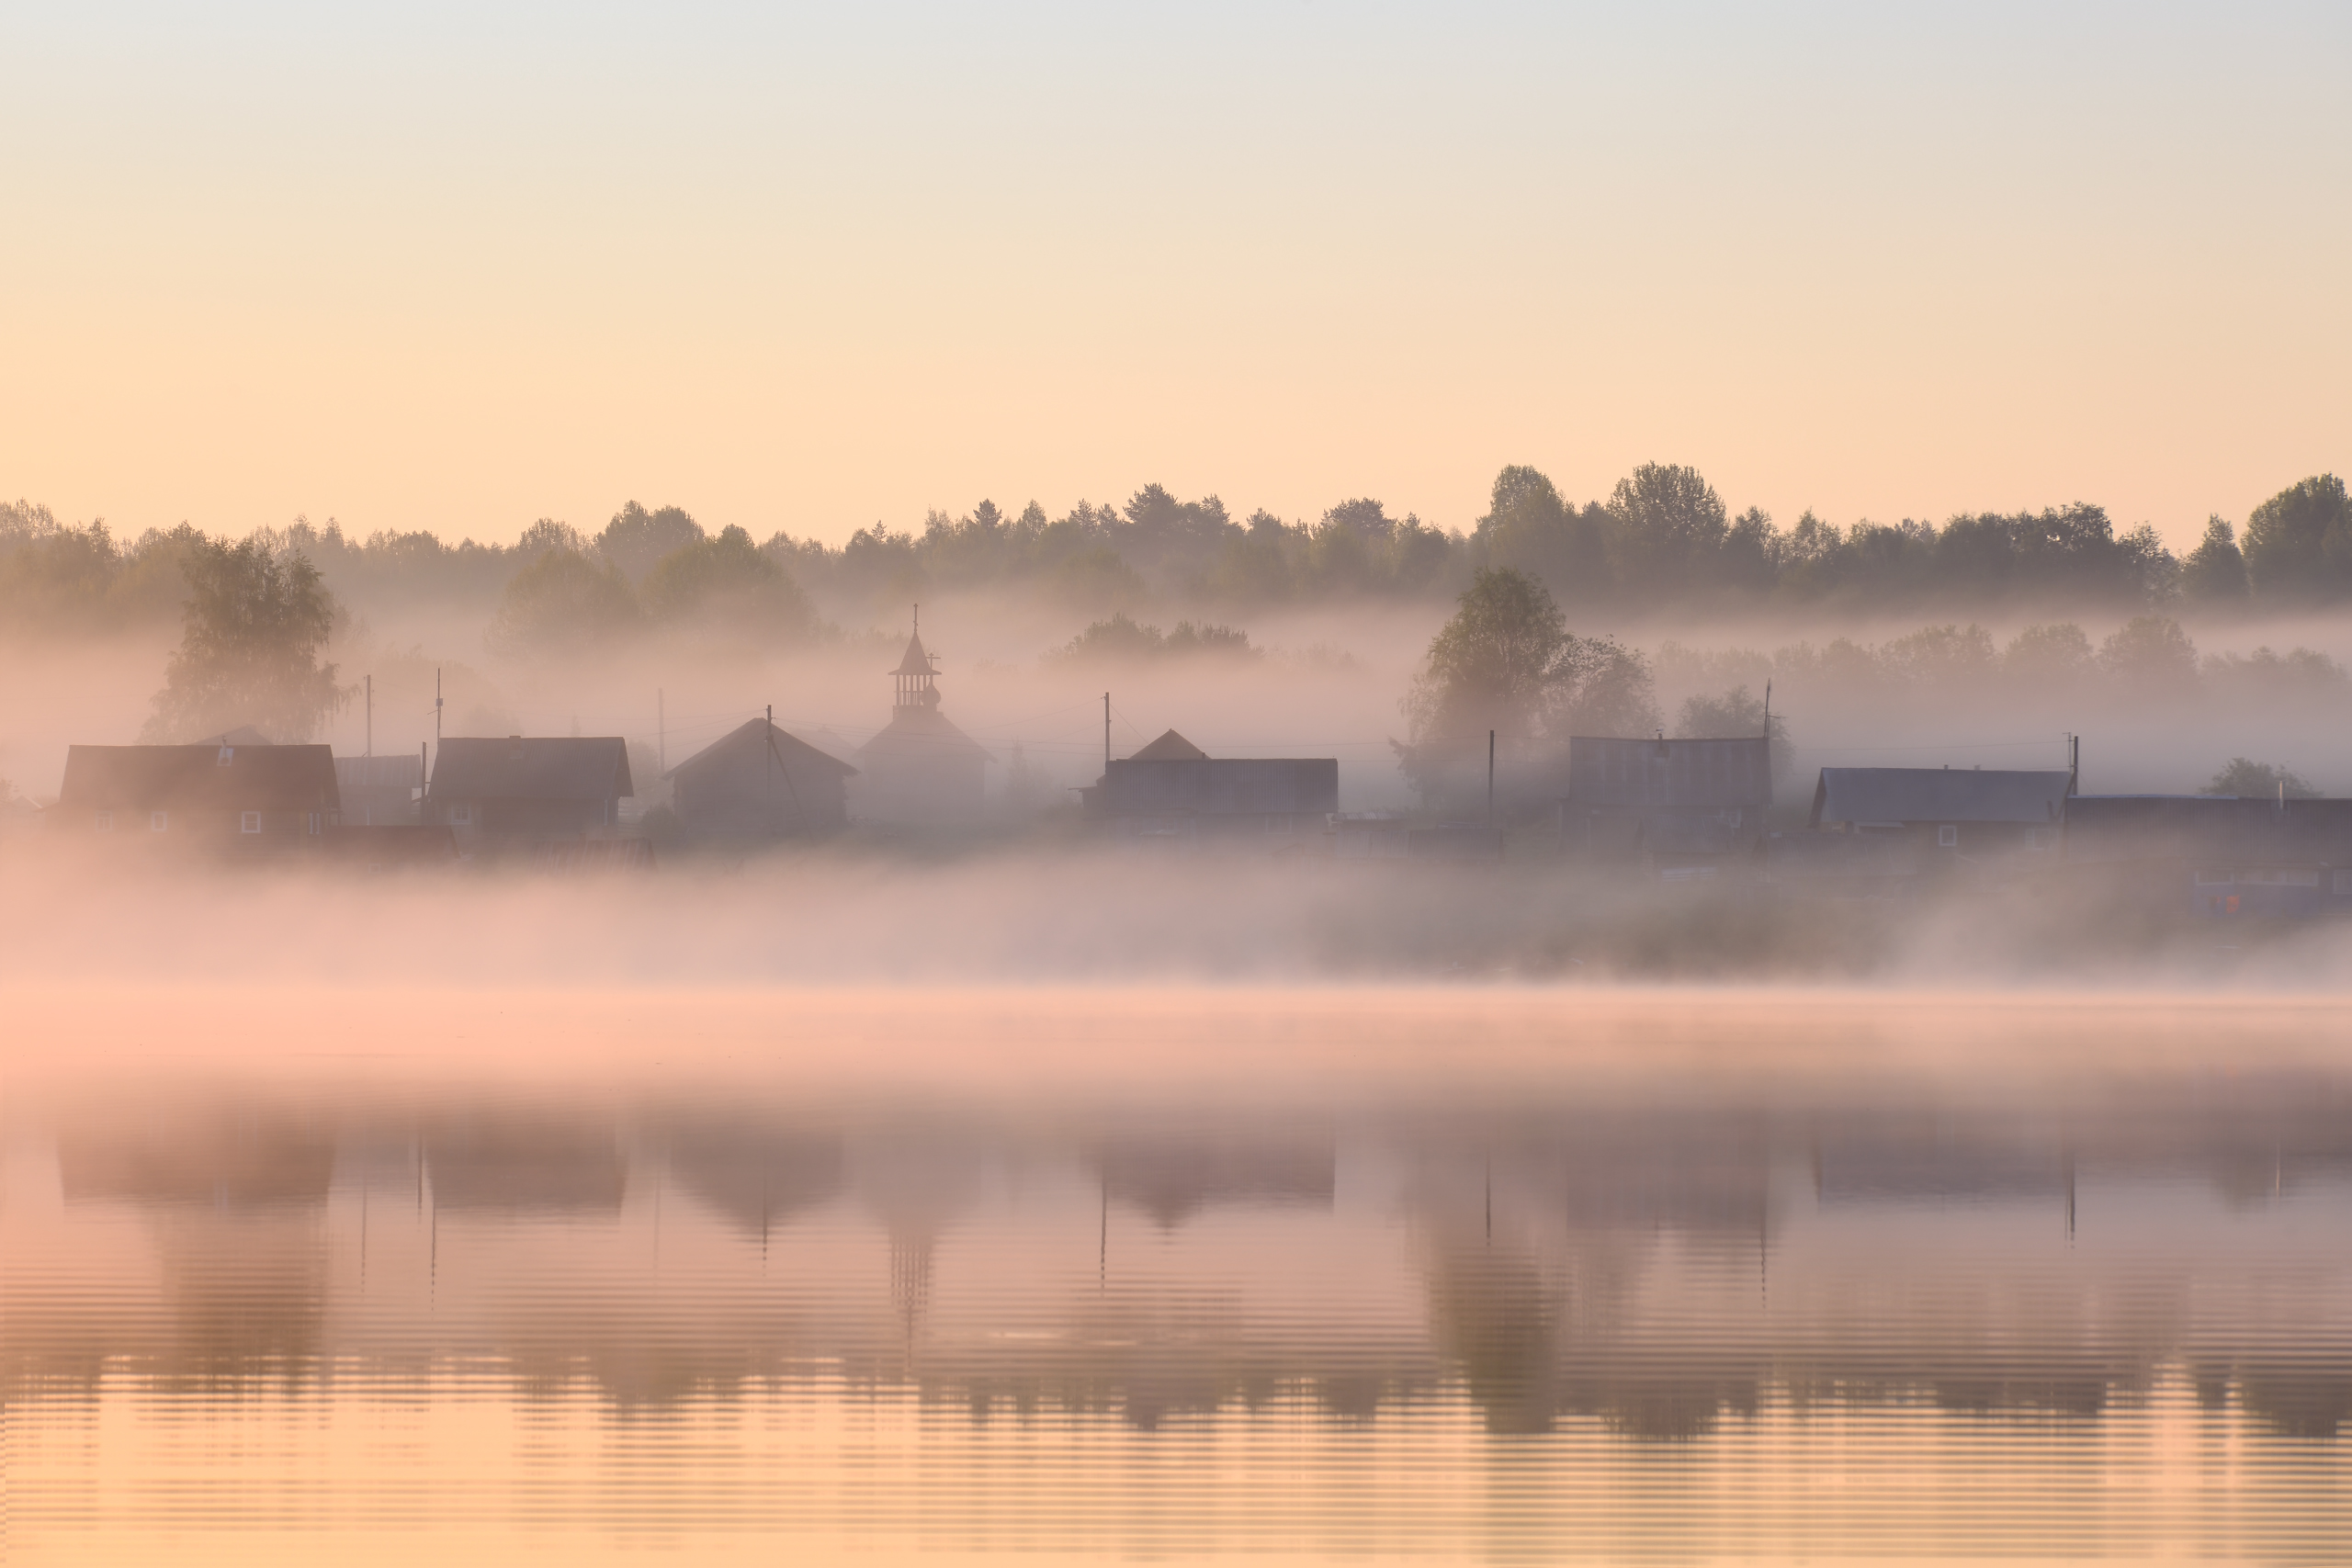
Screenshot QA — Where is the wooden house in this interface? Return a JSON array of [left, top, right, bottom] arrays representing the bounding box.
[[424, 736, 632, 851], [1080, 728, 1338, 851], [55, 741, 341, 855], [1562, 735, 1772, 871], [666, 717, 855, 839], [1809, 767, 2072, 857], [2064, 795, 2352, 919], [852, 628, 992, 825]]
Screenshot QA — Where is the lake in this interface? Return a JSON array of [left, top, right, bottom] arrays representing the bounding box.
[[6, 987, 2350, 1563]]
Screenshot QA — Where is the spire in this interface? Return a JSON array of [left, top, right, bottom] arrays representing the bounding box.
[[892, 610, 942, 711]]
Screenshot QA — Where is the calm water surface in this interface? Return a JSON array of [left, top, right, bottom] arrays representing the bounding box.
[[7, 991, 2352, 1564]]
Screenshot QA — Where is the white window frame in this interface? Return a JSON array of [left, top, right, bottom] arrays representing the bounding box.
[[449, 803, 473, 826], [2194, 870, 2233, 886], [1937, 825, 1958, 848], [2027, 827, 2054, 851], [307, 811, 322, 835], [95, 810, 114, 831], [149, 810, 167, 833], [241, 810, 263, 834]]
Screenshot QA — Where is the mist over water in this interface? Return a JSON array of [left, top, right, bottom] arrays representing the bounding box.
[[13, 501, 2352, 1564], [9, 994, 2352, 1564]]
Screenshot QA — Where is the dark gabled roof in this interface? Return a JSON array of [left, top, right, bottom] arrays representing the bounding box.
[[856, 705, 994, 763], [1811, 767, 2073, 828], [194, 726, 276, 747], [1566, 735, 1772, 810], [57, 744, 341, 812], [428, 737, 632, 802], [894, 631, 933, 677], [667, 717, 858, 781], [1130, 728, 1209, 762]]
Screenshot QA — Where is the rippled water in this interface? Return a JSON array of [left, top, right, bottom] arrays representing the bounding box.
[[8, 990, 2352, 1563]]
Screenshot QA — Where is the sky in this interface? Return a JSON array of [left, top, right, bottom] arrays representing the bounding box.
[[3, 1, 2346, 549]]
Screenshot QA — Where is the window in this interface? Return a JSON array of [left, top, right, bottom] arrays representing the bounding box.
[[2242, 868, 2320, 887], [216, 747, 234, 766], [241, 811, 262, 834], [2194, 870, 2234, 886], [2027, 828, 2054, 851], [449, 803, 473, 826], [150, 811, 167, 832], [95, 810, 113, 831], [307, 811, 322, 835], [1937, 825, 1958, 848]]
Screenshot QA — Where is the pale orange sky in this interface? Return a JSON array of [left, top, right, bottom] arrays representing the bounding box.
[[3, 3, 2346, 549]]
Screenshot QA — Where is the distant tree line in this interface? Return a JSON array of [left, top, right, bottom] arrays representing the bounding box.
[[1401, 565, 2352, 810], [8, 470, 2346, 652]]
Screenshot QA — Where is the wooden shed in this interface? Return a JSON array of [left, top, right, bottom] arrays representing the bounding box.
[[1080, 728, 1338, 851], [666, 717, 855, 839], [424, 736, 632, 850]]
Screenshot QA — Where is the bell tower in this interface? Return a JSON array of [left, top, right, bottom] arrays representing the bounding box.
[[893, 607, 941, 713]]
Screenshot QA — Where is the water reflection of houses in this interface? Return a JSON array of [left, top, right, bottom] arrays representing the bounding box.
[[425, 1116, 628, 1213], [664, 1119, 843, 1240], [1408, 1110, 1774, 1437], [48, 1115, 339, 1380], [1095, 1128, 1335, 1228], [11, 1099, 2352, 1442]]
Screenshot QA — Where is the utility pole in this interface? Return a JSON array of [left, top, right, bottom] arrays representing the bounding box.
[[1103, 693, 1111, 773], [435, 668, 443, 758], [658, 689, 666, 774], [2068, 733, 2079, 795], [365, 674, 373, 757], [1487, 728, 1496, 828]]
